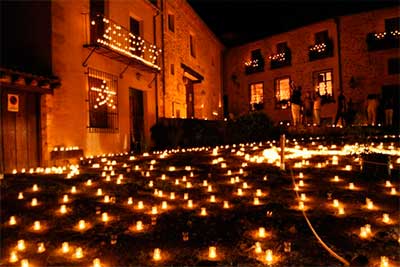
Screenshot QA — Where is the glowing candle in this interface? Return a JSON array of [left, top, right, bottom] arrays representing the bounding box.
[[136, 220, 143, 231], [349, 183, 355, 190], [60, 204, 67, 214], [151, 206, 158, 215], [75, 247, 83, 258], [200, 207, 207, 216], [299, 172, 303, 178], [365, 224, 371, 234], [265, 249, 273, 263], [21, 259, 29, 267], [258, 227, 266, 238], [299, 180, 304, 187], [235, 176, 240, 183], [9, 251, 18, 263], [97, 188, 103, 196], [37, 242, 46, 253], [158, 190, 163, 197], [102, 212, 109, 222], [380, 256, 389, 267], [162, 201, 168, 210], [31, 198, 38, 206], [390, 188, 396, 195], [138, 201, 144, 209], [242, 182, 248, 189], [345, 165, 352, 171], [382, 213, 390, 224], [17, 240, 25, 251], [148, 181, 153, 187], [71, 186, 77, 193], [153, 248, 161, 261], [385, 181, 392, 187], [333, 176, 339, 182], [62, 242, 69, 253], [300, 193, 306, 201], [230, 177, 235, 184], [184, 193, 189, 200], [93, 258, 101, 267], [227, 170, 232, 175], [63, 194, 69, 203], [256, 189, 262, 196], [255, 242, 262, 254], [18, 192, 24, 199], [104, 195, 110, 203], [207, 185, 212, 192], [254, 197, 260, 205], [333, 199, 339, 207], [187, 200, 193, 208], [299, 201, 305, 210], [170, 192, 175, 200], [203, 180, 208, 186], [208, 246, 217, 259], [33, 184, 38, 191], [366, 199, 374, 209], [237, 188, 243, 196], [359, 227, 368, 238], [294, 185, 299, 191], [9, 216, 17, 225], [86, 179, 92, 186], [33, 221, 41, 231], [210, 195, 216, 202], [127, 197, 133, 205], [223, 201, 229, 209], [175, 179, 179, 185], [186, 182, 192, 188], [78, 220, 86, 230], [338, 207, 345, 215]]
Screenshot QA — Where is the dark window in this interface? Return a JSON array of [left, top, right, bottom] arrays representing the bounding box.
[[385, 17, 400, 32], [149, 0, 158, 7], [130, 17, 140, 36], [171, 64, 175, 75], [88, 68, 118, 132], [168, 14, 175, 32], [190, 35, 196, 57], [251, 49, 262, 60], [90, 0, 104, 16], [130, 17, 141, 56], [388, 58, 400, 74], [277, 42, 287, 53], [315, 30, 329, 44]]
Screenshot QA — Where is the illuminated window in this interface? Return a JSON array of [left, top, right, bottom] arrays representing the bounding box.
[[88, 68, 118, 132], [249, 82, 264, 110], [190, 35, 196, 58], [274, 77, 291, 109], [313, 70, 333, 98], [168, 14, 175, 32]]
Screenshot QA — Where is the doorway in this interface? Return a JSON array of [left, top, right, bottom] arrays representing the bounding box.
[[129, 88, 144, 153], [0, 88, 40, 173], [381, 84, 399, 128], [185, 80, 194, 118]]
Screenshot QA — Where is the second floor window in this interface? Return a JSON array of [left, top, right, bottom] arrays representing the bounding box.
[[274, 77, 291, 109], [168, 14, 175, 32], [388, 58, 400, 74], [249, 82, 264, 111], [385, 17, 400, 32], [190, 35, 196, 57], [88, 68, 118, 132], [315, 30, 329, 44], [313, 70, 333, 100]]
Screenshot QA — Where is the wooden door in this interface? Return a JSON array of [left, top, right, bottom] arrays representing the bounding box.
[[185, 81, 194, 118], [129, 88, 144, 153], [0, 88, 40, 173]]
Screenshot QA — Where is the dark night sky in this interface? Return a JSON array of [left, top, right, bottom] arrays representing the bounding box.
[[187, 0, 400, 47]]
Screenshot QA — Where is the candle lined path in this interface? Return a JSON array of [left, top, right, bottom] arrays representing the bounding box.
[[1, 136, 399, 266]]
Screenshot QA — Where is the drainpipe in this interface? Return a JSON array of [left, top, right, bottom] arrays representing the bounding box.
[[335, 17, 343, 94], [161, 0, 166, 117], [153, 8, 160, 122]]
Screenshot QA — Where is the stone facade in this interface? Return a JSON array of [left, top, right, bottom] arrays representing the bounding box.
[[162, 0, 224, 120], [224, 6, 399, 125]]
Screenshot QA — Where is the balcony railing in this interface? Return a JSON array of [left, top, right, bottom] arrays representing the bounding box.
[[84, 13, 161, 72], [269, 49, 291, 69], [366, 31, 400, 51], [244, 58, 265, 75], [308, 39, 333, 61]]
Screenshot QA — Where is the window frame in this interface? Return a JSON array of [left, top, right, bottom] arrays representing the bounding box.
[[249, 81, 264, 111], [274, 76, 291, 110], [312, 69, 334, 103], [87, 68, 119, 132]]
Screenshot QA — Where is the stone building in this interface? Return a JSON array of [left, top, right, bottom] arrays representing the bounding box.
[[223, 6, 399, 126]]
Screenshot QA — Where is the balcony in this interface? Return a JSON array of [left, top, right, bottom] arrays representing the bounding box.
[[366, 31, 400, 51], [244, 58, 264, 75], [269, 49, 291, 69], [308, 39, 333, 61], [84, 13, 161, 72]]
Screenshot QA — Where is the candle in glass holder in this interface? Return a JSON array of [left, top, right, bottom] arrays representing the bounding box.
[[299, 201, 305, 210], [203, 180, 208, 186], [365, 224, 371, 234], [75, 247, 83, 258], [151, 206, 158, 215], [385, 181, 392, 187], [93, 258, 101, 267], [71, 186, 77, 194], [60, 204, 67, 214], [127, 197, 133, 205], [366, 199, 374, 209], [33, 184, 38, 191], [78, 220, 86, 230], [380, 256, 389, 267], [136, 220, 143, 231], [253, 197, 260, 205], [207, 185, 212, 192], [382, 213, 390, 224], [18, 192, 24, 199], [338, 207, 345, 215], [9, 216, 17, 225], [230, 177, 235, 184], [294, 185, 299, 191], [184, 193, 189, 200], [170, 192, 175, 200], [208, 246, 217, 259], [390, 188, 396, 195], [158, 190, 163, 197], [333, 199, 339, 207], [37, 242, 46, 253], [255, 242, 262, 254], [17, 240, 25, 251], [300, 193, 306, 201], [33, 221, 41, 231], [200, 207, 207, 216], [223, 201, 229, 209], [63, 194, 69, 203], [175, 179, 179, 185], [31, 198, 38, 206], [161, 201, 168, 210], [86, 179, 92, 186], [210, 195, 216, 203], [359, 227, 368, 238], [9, 251, 18, 263], [97, 188, 103, 196], [186, 182, 192, 188], [299, 180, 304, 187], [256, 189, 262, 196], [104, 195, 110, 203], [265, 249, 273, 263], [237, 188, 243, 196], [333, 176, 339, 182], [299, 172, 304, 178], [153, 248, 161, 261], [137, 201, 144, 209], [21, 259, 29, 267], [235, 176, 240, 183], [258, 227, 266, 238], [62, 242, 69, 253], [101, 212, 109, 222], [349, 183, 355, 190], [242, 182, 248, 189]]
